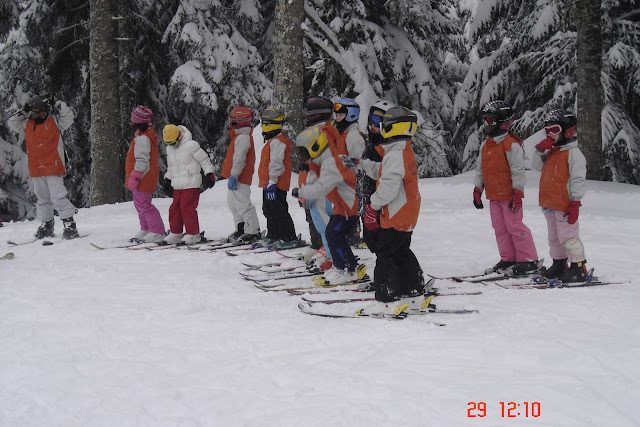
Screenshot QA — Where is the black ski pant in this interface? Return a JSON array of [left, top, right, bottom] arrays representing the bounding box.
[[262, 188, 297, 241], [326, 214, 358, 272], [374, 228, 425, 302]]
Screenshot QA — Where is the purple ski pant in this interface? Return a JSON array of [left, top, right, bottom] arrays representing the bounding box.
[[133, 190, 165, 234], [489, 199, 538, 262]]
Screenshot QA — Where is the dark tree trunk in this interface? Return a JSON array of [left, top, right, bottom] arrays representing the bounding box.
[[89, 0, 124, 205], [272, 0, 305, 144], [576, 0, 604, 180]]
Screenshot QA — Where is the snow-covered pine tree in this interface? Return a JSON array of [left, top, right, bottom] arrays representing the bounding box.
[[162, 0, 272, 165], [301, 0, 464, 177]]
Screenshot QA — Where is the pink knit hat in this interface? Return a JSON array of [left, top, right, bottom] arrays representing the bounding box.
[[130, 105, 156, 124]]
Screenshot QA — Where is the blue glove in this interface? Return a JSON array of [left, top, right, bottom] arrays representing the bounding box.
[[265, 184, 277, 201], [227, 176, 237, 191], [305, 199, 316, 209]]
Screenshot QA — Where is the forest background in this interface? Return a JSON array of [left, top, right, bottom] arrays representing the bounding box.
[[0, 0, 638, 221]]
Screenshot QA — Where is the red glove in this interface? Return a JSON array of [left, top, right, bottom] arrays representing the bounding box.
[[564, 201, 581, 224], [535, 138, 554, 153], [363, 204, 380, 231], [473, 187, 483, 209], [127, 170, 143, 191], [509, 189, 524, 212]]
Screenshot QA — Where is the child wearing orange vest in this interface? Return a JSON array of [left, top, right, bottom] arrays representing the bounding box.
[[8, 95, 79, 239], [473, 100, 539, 275], [125, 105, 165, 243], [531, 109, 589, 283], [220, 107, 260, 244], [342, 107, 426, 315], [257, 108, 297, 248]]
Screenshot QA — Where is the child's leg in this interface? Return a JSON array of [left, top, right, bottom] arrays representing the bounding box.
[[501, 200, 538, 262], [46, 176, 76, 220], [133, 190, 165, 234], [489, 200, 516, 261], [169, 190, 184, 234], [31, 176, 55, 222], [180, 188, 201, 235], [230, 183, 260, 234], [273, 188, 297, 241], [544, 210, 566, 260], [373, 229, 423, 301], [325, 215, 358, 272], [310, 202, 331, 259], [554, 210, 585, 262]]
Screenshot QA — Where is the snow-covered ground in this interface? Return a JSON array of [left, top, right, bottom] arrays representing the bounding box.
[[1, 169, 639, 426]]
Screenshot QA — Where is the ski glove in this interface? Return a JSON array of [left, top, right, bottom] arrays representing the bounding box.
[[339, 154, 360, 169], [22, 103, 31, 113], [227, 176, 237, 191], [473, 187, 484, 209], [363, 204, 380, 231], [203, 173, 216, 189], [509, 189, 524, 213], [127, 170, 143, 192], [298, 163, 310, 172], [163, 178, 173, 197], [291, 188, 299, 199], [564, 201, 581, 224], [265, 184, 277, 201], [535, 138, 555, 153]]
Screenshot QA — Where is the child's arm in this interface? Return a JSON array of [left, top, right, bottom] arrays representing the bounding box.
[[230, 134, 250, 178], [189, 140, 215, 175], [298, 158, 342, 201], [53, 101, 75, 131], [132, 135, 151, 174], [369, 153, 403, 210], [473, 140, 486, 190], [268, 138, 286, 185], [568, 148, 587, 201], [505, 142, 526, 192]]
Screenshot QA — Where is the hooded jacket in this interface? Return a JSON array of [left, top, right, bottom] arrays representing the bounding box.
[[165, 125, 216, 190]]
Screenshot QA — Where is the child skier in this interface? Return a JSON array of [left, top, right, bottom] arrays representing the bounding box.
[[162, 124, 216, 245], [125, 105, 166, 243], [292, 125, 358, 284], [531, 109, 589, 282], [473, 100, 539, 275], [220, 106, 261, 243], [8, 95, 80, 239], [341, 107, 425, 315], [257, 108, 297, 248]]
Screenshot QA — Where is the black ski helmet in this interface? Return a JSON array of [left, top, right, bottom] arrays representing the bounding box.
[[481, 100, 514, 137], [304, 96, 334, 127], [544, 109, 577, 145]]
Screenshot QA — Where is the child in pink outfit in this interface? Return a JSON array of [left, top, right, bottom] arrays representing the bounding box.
[[473, 101, 539, 275], [531, 109, 589, 283], [125, 105, 166, 243]]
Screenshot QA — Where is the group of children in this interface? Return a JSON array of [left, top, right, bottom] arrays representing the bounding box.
[[473, 100, 590, 284], [6, 94, 591, 315]]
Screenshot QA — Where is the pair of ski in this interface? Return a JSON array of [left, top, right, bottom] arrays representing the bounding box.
[[488, 268, 624, 289], [252, 264, 370, 292], [299, 293, 478, 323], [8, 234, 90, 247]]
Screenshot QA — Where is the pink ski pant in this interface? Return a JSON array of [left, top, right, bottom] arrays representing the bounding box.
[[133, 190, 165, 234], [489, 199, 538, 262], [544, 209, 585, 262]]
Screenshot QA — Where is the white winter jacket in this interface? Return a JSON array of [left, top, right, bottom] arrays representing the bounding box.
[[164, 126, 215, 190]]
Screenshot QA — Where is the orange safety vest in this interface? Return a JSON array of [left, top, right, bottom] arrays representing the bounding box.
[[375, 140, 421, 231], [539, 147, 571, 211], [24, 116, 65, 177], [220, 130, 255, 185], [258, 133, 292, 191], [125, 129, 160, 193], [481, 133, 523, 200]]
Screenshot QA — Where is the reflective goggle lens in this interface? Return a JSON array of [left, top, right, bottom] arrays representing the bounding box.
[[483, 116, 495, 126], [32, 110, 47, 117], [333, 103, 343, 112], [164, 139, 178, 146], [545, 125, 562, 136], [368, 114, 383, 127]]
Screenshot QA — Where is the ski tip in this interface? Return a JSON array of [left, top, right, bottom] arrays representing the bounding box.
[[42, 240, 54, 246], [90, 243, 105, 250]]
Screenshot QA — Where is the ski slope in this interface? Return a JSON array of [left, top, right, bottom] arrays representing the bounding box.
[[1, 170, 639, 426]]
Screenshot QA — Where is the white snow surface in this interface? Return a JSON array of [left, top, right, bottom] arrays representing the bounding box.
[[1, 171, 639, 426]]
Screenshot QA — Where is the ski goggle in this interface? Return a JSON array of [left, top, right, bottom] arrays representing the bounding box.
[[544, 125, 562, 136], [32, 109, 47, 118], [164, 139, 179, 147], [334, 103, 345, 112], [368, 114, 383, 127], [483, 116, 496, 126]]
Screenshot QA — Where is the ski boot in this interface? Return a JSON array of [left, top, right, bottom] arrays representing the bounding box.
[[35, 220, 55, 239], [557, 261, 588, 283], [487, 260, 516, 274], [228, 222, 245, 242], [239, 232, 261, 245], [541, 258, 568, 279], [62, 217, 80, 240], [512, 260, 540, 276]]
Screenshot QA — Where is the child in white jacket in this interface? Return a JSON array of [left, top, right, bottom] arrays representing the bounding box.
[[162, 124, 216, 245]]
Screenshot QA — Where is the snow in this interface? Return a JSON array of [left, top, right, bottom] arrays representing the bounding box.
[[1, 169, 640, 425]]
